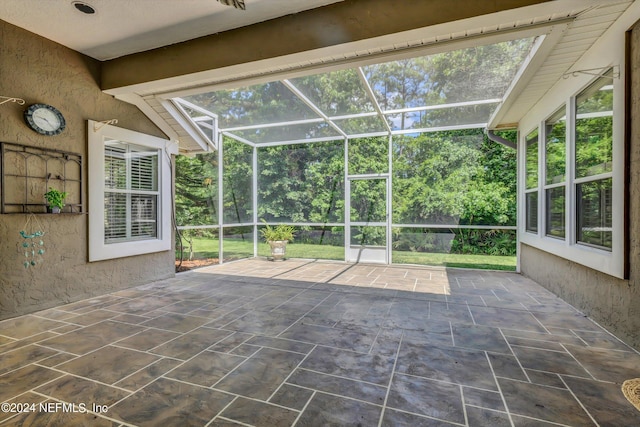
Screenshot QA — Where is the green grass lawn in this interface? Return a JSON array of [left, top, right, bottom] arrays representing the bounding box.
[[177, 237, 516, 271]]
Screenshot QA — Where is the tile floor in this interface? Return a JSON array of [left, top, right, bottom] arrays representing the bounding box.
[[1, 259, 640, 426]]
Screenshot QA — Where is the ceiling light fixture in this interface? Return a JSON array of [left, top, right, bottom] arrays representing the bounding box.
[[72, 1, 96, 14]]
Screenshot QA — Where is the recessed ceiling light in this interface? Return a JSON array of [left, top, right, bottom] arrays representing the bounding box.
[[72, 1, 96, 14]]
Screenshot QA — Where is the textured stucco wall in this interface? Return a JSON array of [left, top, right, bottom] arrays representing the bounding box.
[[0, 20, 175, 319], [520, 20, 640, 351]]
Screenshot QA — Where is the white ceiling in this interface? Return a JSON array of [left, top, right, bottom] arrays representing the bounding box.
[[0, 0, 344, 60]]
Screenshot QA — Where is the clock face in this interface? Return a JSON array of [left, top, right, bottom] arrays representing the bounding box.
[[24, 104, 66, 136]]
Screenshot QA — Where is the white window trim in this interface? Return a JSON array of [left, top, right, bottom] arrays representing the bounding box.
[[518, 66, 624, 279], [88, 120, 177, 261], [515, 3, 636, 280]]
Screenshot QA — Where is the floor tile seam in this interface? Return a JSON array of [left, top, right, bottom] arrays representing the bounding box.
[[110, 355, 175, 390], [149, 305, 241, 322], [157, 373, 300, 415], [204, 396, 244, 427], [494, 372, 590, 390], [465, 403, 510, 415], [291, 390, 316, 427], [460, 386, 470, 426], [454, 344, 514, 357], [497, 329, 528, 380], [29, 311, 79, 322], [28, 342, 85, 359], [208, 346, 265, 390], [269, 259, 322, 280], [148, 332, 245, 383], [558, 342, 599, 381], [449, 321, 456, 346], [216, 333, 256, 354], [508, 342, 575, 353], [393, 370, 498, 393], [484, 350, 516, 427], [1, 373, 63, 403], [557, 375, 601, 426], [572, 325, 640, 356], [0, 328, 70, 343], [230, 341, 309, 356], [32, 363, 134, 394], [266, 344, 318, 403], [216, 309, 262, 330], [377, 331, 404, 427], [207, 414, 254, 427], [324, 263, 362, 284], [381, 403, 468, 426], [0, 333, 69, 355], [274, 290, 340, 339], [502, 333, 586, 347], [367, 324, 385, 355], [109, 342, 186, 359], [286, 382, 385, 409], [209, 385, 304, 414], [28, 390, 138, 427], [294, 366, 387, 389], [34, 348, 82, 366], [465, 302, 477, 326], [507, 412, 577, 427]]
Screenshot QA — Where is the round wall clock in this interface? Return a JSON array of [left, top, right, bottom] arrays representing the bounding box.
[[24, 103, 66, 136]]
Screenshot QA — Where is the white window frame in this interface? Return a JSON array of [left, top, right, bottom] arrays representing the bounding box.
[[518, 67, 624, 278], [523, 127, 540, 235], [543, 105, 567, 241], [88, 120, 177, 261]]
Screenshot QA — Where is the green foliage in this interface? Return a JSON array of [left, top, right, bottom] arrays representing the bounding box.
[[258, 141, 344, 222], [44, 188, 68, 209], [174, 40, 530, 260], [259, 221, 296, 242], [174, 152, 217, 226]]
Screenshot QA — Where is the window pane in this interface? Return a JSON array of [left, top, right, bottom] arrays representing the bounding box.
[[577, 178, 612, 249], [525, 192, 538, 233], [545, 187, 565, 239], [575, 70, 613, 178], [105, 143, 126, 190], [104, 193, 158, 243], [104, 192, 127, 242], [525, 128, 538, 190], [545, 107, 566, 185], [131, 149, 158, 191], [131, 195, 158, 239]]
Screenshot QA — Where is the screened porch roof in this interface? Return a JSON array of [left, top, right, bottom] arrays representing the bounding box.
[[154, 0, 633, 153], [171, 37, 536, 148]]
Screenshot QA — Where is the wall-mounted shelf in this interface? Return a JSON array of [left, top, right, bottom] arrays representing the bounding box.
[[1, 142, 83, 214]]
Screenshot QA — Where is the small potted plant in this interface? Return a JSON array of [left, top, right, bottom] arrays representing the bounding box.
[[260, 220, 295, 261], [44, 188, 68, 213]]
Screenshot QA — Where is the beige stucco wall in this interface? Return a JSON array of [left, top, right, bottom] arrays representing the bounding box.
[[520, 21, 640, 351], [0, 20, 175, 319]]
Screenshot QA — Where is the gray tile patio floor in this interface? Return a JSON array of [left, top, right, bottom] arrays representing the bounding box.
[[1, 258, 640, 426]]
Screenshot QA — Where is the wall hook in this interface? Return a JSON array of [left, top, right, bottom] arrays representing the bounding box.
[[93, 119, 118, 131], [562, 65, 619, 80], [0, 96, 26, 106]]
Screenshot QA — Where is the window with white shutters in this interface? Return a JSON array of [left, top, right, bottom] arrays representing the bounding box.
[[104, 142, 159, 243], [88, 121, 176, 261]]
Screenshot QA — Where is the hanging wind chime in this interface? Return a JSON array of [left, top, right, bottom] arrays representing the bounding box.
[[18, 213, 46, 268]]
